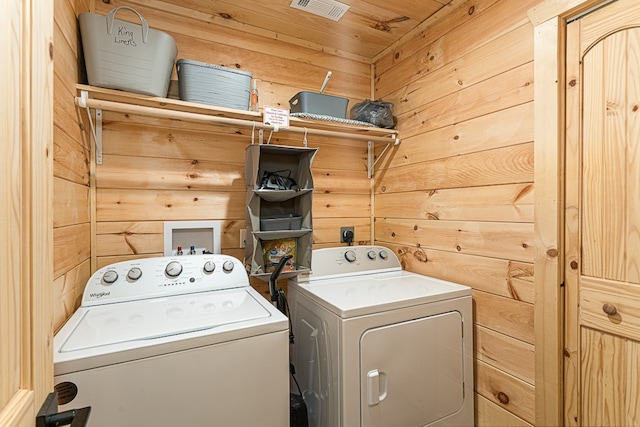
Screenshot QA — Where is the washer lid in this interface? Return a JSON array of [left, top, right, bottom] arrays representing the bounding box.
[[295, 270, 471, 318], [59, 287, 271, 353]]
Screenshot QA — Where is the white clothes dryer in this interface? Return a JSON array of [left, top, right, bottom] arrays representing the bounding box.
[[288, 246, 474, 427], [54, 254, 289, 427]]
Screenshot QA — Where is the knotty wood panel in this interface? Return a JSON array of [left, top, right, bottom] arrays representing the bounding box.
[[97, 155, 246, 191], [475, 359, 535, 424], [53, 223, 91, 279], [313, 193, 371, 218], [475, 394, 533, 427], [376, 218, 534, 262], [52, 260, 90, 332], [476, 325, 535, 385], [375, 183, 533, 223], [382, 103, 533, 169], [395, 62, 533, 140], [53, 0, 90, 331], [375, 0, 501, 75], [96, 189, 246, 222], [376, 143, 533, 194], [53, 177, 90, 228], [53, 82, 88, 154], [53, 116, 87, 180], [376, 0, 537, 96], [95, 222, 164, 257], [581, 327, 640, 426], [390, 244, 533, 303], [97, 162, 371, 212], [1, 0, 54, 418], [99, 119, 371, 173], [582, 30, 640, 283], [580, 276, 640, 342], [382, 24, 533, 116], [473, 289, 534, 345]]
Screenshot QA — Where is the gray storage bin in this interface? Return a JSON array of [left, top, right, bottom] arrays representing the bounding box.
[[79, 6, 177, 97], [260, 214, 303, 231], [289, 91, 349, 118], [177, 59, 252, 110]]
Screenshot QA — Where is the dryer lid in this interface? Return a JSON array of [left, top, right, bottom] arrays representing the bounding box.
[[296, 270, 471, 318], [59, 288, 271, 353]]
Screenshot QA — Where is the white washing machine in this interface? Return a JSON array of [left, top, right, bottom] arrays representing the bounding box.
[[54, 254, 289, 426], [288, 246, 474, 427]]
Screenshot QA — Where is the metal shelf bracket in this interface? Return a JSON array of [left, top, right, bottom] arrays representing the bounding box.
[[75, 86, 401, 169], [368, 137, 400, 178], [77, 90, 104, 164]]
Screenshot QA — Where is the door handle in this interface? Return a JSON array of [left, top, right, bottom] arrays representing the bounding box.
[[36, 392, 91, 427], [366, 369, 388, 406]]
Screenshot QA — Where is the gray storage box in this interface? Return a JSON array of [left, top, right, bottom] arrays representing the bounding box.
[[177, 59, 252, 110], [289, 91, 349, 118], [79, 6, 177, 97], [260, 214, 303, 231]]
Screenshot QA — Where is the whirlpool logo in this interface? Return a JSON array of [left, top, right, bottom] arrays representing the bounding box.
[[89, 291, 110, 299]]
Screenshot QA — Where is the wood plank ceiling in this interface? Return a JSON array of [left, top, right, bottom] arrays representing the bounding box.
[[159, 0, 455, 61]]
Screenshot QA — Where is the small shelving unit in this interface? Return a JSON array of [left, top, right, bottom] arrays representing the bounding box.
[[74, 84, 400, 177], [245, 144, 317, 281]]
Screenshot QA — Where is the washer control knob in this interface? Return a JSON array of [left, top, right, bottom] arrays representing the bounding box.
[[165, 261, 183, 278], [203, 261, 216, 274], [222, 260, 235, 273], [344, 250, 357, 263], [126, 267, 142, 281], [367, 250, 377, 260], [379, 250, 389, 260], [102, 270, 118, 285]]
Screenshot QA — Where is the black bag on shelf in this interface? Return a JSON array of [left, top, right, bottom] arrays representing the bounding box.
[[349, 99, 396, 129], [259, 170, 298, 191]]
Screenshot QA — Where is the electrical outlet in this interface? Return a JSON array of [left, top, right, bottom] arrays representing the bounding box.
[[240, 229, 246, 248], [340, 226, 354, 243]]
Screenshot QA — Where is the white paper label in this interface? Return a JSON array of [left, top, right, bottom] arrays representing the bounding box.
[[263, 106, 290, 128]]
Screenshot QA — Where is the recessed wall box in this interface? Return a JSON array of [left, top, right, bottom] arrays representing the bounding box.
[[164, 221, 222, 256]]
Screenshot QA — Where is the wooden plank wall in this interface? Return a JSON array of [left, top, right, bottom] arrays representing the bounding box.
[[53, 0, 91, 331], [373, 0, 539, 425], [52, 2, 547, 424], [88, 0, 373, 299]]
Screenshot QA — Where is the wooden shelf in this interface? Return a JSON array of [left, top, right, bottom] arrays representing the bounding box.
[[75, 84, 400, 143], [75, 84, 399, 177]]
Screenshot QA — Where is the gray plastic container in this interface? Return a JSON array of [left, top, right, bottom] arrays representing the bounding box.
[[289, 91, 349, 118], [79, 6, 177, 97], [177, 59, 252, 110], [260, 214, 303, 231]]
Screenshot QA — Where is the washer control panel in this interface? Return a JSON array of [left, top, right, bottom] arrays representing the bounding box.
[[82, 254, 248, 306], [302, 246, 401, 280]]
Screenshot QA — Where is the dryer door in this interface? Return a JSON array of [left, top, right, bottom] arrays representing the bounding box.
[[360, 311, 465, 426]]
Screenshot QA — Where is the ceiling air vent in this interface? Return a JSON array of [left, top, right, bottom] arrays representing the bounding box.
[[289, 0, 350, 21]]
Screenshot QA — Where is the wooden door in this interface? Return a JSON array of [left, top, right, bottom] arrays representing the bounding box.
[[565, 0, 640, 425], [0, 0, 53, 426]]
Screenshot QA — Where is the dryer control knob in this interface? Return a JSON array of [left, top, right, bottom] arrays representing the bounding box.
[[344, 250, 357, 263], [127, 267, 142, 281], [203, 261, 216, 274], [367, 250, 377, 260], [379, 250, 389, 260], [165, 261, 183, 278], [222, 260, 235, 273], [102, 270, 118, 285]]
